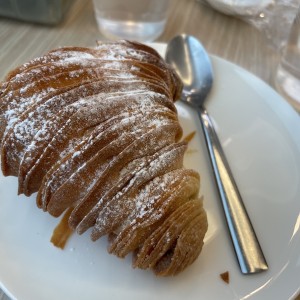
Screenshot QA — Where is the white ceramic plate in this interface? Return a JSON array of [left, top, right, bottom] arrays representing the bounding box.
[[0, 44, 300, 300], [205, 0, 272, 16]]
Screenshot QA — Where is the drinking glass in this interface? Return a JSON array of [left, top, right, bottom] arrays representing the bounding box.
[[275, 6, 300, 112], [92, 0, 170, 42]]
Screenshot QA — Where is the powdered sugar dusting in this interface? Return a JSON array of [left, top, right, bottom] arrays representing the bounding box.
[[0, 41, 206, 276]]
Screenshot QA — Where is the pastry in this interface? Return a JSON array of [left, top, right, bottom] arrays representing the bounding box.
[[0, 40, 207, 276]]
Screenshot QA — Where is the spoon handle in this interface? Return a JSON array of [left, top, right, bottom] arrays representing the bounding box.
[[199, 107, 268, 274]]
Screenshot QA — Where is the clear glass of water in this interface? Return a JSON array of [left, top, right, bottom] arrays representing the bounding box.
[[275, 6, 300, 112], [92, 0, 170, 42]]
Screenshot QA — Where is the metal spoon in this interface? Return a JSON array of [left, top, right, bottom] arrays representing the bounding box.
[[166, 34, 268, 274]]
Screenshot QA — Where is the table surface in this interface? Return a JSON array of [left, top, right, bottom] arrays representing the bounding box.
[[0, 0, 299, 299], [0, 0, 282, 85]]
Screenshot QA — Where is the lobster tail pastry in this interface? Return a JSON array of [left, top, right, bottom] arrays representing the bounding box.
[[0, 40, 208, 276]]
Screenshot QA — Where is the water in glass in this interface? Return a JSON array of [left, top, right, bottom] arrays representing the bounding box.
[[93, 0, 170, 42]]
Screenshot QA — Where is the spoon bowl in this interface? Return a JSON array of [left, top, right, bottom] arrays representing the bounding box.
[[166, 34, 213, 105]]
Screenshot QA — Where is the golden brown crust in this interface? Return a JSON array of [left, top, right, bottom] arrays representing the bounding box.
[[0, 40, 207, 276]]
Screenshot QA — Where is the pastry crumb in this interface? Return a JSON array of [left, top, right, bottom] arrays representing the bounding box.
[[182, 131, 196, 143], [51, 207, 74, 249], [220, 271, 230, 284]]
